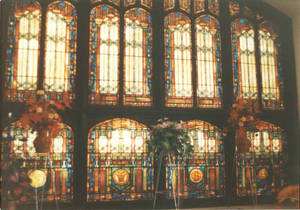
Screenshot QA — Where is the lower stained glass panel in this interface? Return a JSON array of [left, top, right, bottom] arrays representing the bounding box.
[[166, 120, 225, 198], [1, 122, 74, 202], [236, 121, 287, 196], [87, 118, 153, 201]]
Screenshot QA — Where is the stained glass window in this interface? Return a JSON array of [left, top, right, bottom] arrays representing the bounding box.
[[208, 0, 220, 16], [87, 118, 153, 201], [232, 18, 257, 100], [166, 120, 225, 198], [124, 0, 136, 7], [5, 2, 41, 101], [90, 0, 120, 6], [229, 0, 240, 16], [165, 13, 193, 108], [141, 0, 152, 9], [179, 0, 191, 13], [124, 9, 152, 106], [195, 15, 222, 108], [2, 122, 74, 202], [89, 5, 119, 105], [194, 0, 205, 14], [236, 121, 287, 196], [164, 0, 175, 11], [44, 1, 77, 101], [259, 22, 284, 110]]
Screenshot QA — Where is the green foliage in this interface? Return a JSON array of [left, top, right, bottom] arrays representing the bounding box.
[[147, 119, 193, 162]]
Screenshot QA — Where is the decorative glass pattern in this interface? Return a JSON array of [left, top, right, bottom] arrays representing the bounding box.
[[87, 118, 153, 201], [89, 5, 119, 105], [124, 0, 136, 7], [166, 120, 225, 198], [91, 0, 120, 6], [164, 13, 193, 108], [208, 0, 220, 16], [236, 121, 287, 196], [124, 9, 152, 106], [179, 0, 190, 13], [194, 0, 205, 14], [141, 0, 152, 9], [2, 122, 74, 202], [45, 1, 77, 101], [229, 0, 240, 16], [232, 18, 257, 100], [195, 15, 222, 108], [164, 0, 175, 11], [5, 2, 41, 102], [259, 22, 284, 110]]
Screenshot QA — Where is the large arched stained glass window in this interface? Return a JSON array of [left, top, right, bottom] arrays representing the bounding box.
[[124, 9, 152, 106], [195, 15, 222, 108], [5, 1, 41, 101], [87, 118, 153, 201], [232, 18, 257, 100], [236, 121, 287, 197], [259, 22, 284, 110], [45, 1, 77, 101], [165, 13, 193, 108], [166, 120, 224, 198], [89, 5, 119, 105], [1, 122, 74, 202]]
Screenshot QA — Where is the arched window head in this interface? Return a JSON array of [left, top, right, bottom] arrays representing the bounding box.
[[5, 1, 41, 102], [236, 121, 287, 197], [124, 9, 152, 106], [232, 18, 257, 100], [195, 15, 222, 108], [87, 118, 153, 201], [89, 5, 119, 105], [166, 120, 224, 198], [259, 22, 284, 110], [2, 122, 74, 202], [45, 1, 77, 101], [165, 13, 193, 108]]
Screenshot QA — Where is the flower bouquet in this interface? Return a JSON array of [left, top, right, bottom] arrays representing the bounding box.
[[147, 118, 193, 209], [18, 90, 71, 153], [224, 99, 261, 153]]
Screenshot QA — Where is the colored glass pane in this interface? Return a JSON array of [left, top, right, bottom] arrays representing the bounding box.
[[87, 118, 153, 201], [2, 122, 74, 202], [166, 120, 225, 198], [90, 0, 120, 5], [164, 0, 175, 11], [124, 9, 152, 106], [124, 0, 136, 7], [195, 15, 222, 108], [141, 0, 152, 9], [229, 0, 240, 16], [208, 0, 220, 16], [45, 1, 77, 101], [236, 121, 287, 196], [259, 22, 284, 110], [194, 0, 205, 14], [179, 0, 190, 13], [164, 13, 193, 108], [89, 5, 119, 105], [5, 2, 41, 101], [232, 18, 257, 100]]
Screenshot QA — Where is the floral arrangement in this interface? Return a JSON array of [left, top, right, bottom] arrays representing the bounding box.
[[147, 118, 193, 161], [1, 157, 30, 201], [224, 99, 261, 152], [18, 90, 71, 152]]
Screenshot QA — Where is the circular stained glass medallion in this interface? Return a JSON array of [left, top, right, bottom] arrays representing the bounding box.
[[112, 169, 130, 186], [189, 168, 204, 184], [257, 167, 269, 180]]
